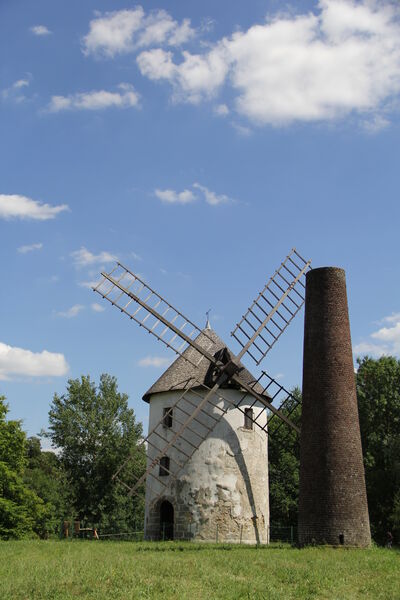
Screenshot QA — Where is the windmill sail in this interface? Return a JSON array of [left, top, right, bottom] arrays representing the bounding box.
[[93, 262, 215, 368], [231, 248, 311, 366], [94, 249, 309, 502], [114, 379, 228, 498], [115, 370, 300, 502]]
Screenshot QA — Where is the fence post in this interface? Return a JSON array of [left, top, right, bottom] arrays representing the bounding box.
[[216, 524, 219, 543], [291, 526, 294, 544], [240, 525, 243, 544], [162, 523, 165, 541]]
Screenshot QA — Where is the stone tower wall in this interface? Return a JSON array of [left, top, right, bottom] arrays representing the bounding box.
[[144, 388, 269, 543], [298, 267, 371, 546]]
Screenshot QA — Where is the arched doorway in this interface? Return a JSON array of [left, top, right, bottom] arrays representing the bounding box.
[[160, 500, 174, 540]]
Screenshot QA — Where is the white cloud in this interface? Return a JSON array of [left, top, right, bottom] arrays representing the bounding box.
[[0, 342, 69, 381], [137, 46, 228, 103], [78, 279, 102, 289], [154, 184, 233, 206], [30, 25, 52, 36], [0, 194, 69, 220], [2, 77, 31, 103], [354, 312, 400, 358], [137, 0, 400, 126], [17, 242, 43, 254], [55, 305, 85, 319], [131, 251, 142, 261], [232, 122, 252, 137], [13, 79, 30, 90], [193, 183, 232, 206], [378, 312, 400, 325], [137, 48, 176, 80], [214, 103, 229, 116], [71, 247, 118, 268], [83, 7, 194, 57], [362, 114, 390, 133], [91, 303, 105, 313], [138, 355, 171, 368], [353, 341, 389, 358], [155, 188, 196, 204], [371, 322, 400, 344], [47, 84, 139, 112]]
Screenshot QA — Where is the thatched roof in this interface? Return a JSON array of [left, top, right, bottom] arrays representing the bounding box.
[[142, 328, 267, 402]]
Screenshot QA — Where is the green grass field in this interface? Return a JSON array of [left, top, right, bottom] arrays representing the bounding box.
[[1, 541, 399, 599]]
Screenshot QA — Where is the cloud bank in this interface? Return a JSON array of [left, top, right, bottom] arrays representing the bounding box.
[[71, 247, 118, 267], [354, 312, 400, 358], [138, 355, 171, 368], [155, 188, 195, 204], [134, 0, 400, 126], [155, 183, 233, 206], [17, 243, 43, 254], [31, 25, 52, 36], [0, 194, 69, 220], [48, 83, 139, 112], [0, 342, 69, 380], [83, 7, 194, 57], [55, 305, 85, 319]]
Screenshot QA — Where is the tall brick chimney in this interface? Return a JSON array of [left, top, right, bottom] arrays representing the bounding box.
[[298, 267, 370, 546]]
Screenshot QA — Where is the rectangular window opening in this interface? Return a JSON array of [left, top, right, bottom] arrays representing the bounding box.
[[244, 407, 254, 430], [163, 407, 173, 428], [159, 456, 170, 477]]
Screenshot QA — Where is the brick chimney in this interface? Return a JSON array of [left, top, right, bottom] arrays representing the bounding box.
[[298, 267, 370, 546]]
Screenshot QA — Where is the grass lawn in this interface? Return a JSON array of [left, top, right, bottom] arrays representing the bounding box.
[[1, 540, 399, 599]]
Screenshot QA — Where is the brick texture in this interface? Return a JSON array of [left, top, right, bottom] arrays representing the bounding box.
[[298, 267, 371, 547]]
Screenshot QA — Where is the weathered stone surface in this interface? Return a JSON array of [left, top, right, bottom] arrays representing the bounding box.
[[144, 388, 269, 543], [298, 267, 371, 547]]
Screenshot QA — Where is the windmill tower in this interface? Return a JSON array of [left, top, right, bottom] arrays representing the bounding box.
[[142, 326, 269, 542], [94, 249, 308, 542]]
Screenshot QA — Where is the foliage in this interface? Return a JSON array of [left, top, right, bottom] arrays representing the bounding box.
[[23, 437, 70, 536], [356, 356, 400, 543], [46, 374, 146, 532], [1, 541, 399, 600], [0, 397, 26, 472], [268, 387, 301, 526], [0, 396, 47, 539]]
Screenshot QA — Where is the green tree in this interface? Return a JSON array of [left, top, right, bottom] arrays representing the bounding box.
[[268, 387, 301, 526], [0, 397, 47, 539], [23, 437, 70, 535], [46, 374, 146, 532], [356, 355, 400, 543]]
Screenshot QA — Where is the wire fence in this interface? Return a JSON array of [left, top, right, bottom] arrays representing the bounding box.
[[67, 525, 298, 544], [269, 526, 297, 544], [97, 531, 145, 541]]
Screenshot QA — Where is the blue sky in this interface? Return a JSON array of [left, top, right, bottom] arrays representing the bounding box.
[[1, 0, 400, 444]]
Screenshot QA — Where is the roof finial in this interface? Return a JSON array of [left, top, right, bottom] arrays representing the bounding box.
[[205, 308, 212, 330]]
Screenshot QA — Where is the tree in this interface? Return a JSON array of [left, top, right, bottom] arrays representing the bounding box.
[[268, 387, 301, 526], [23, 437, 69, 535], [356, 356, 400, 543], [46, 374, 146, 532], [0, 397, 47, 539]]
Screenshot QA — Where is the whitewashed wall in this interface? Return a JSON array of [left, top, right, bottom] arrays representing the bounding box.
[[144, 387, 269, 543]]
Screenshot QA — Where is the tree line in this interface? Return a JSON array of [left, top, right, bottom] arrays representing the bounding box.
[[1, 357, 399, 542], [0, 374, 145, 539], [269, 355, 400, 544]]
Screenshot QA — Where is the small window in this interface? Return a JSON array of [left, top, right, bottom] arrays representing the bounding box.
[[163, 407, 173, 428], [244, 408, 254, 430], [159, 456, 170, 477]]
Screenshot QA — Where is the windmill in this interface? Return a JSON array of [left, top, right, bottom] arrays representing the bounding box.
[[93, 248, 310, 541]]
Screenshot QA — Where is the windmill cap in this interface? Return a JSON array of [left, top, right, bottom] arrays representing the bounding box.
[[142, 327, 270, 402]]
